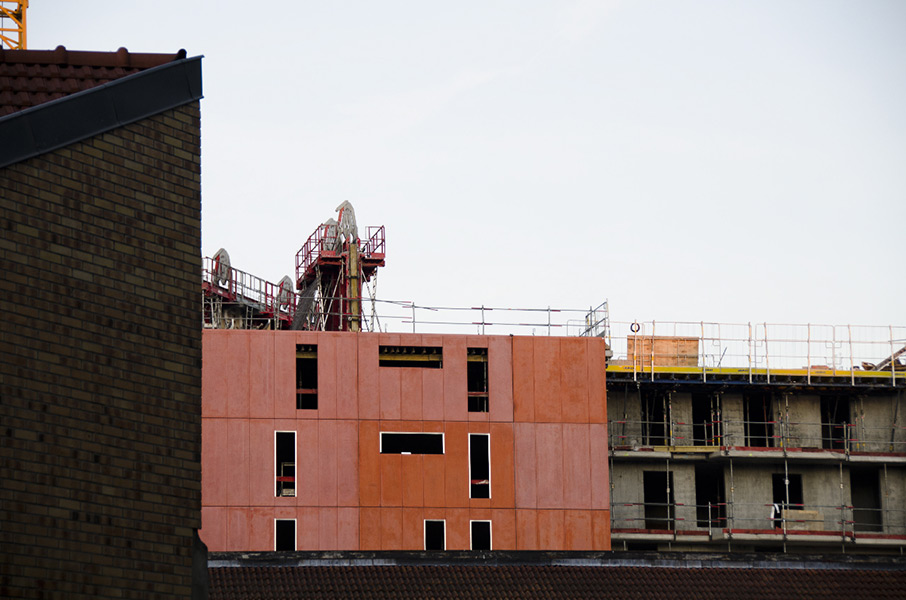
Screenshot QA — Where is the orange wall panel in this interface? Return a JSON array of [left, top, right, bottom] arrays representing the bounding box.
[[560, 338, 589, 423], [533, 338, 562, 423], [358, 421, 380, 506], [535, 424, 565, 508], [359, 507, 381, 550], [248, 420, 276, 506], [318, 420, 339, 506], [515, 510, 538, 550], [380, 453, 402, 507], [423, 453, 446, 507], [588, 339, 607, 423], [381, 507, 403, 550], [562, 423, 591, 509], [513, 423, 537, 508], [443, 421, 470, 506], [201, 418, 228, 506], [401, 454, 425, 507], [422, 369, 444, 421], [335, 334, 358, 419], [402, 508, 423, 550], [297, 420, 319, 506], [357, 334, 380, 419], [248, 332, 274, 419], [337, 507, 359, 549], [336, 421, 359, 506], [400, 368, 423, 421], [379, 368, 401, 421], [315, 333, 337, 419], [297, 506, 320, 550], [490, 509, 517, 550], [273, 333, 296, 419], [565, 510, 592, 550], [488, 336, 514, 422], [226, 419, 250, 506], [592, 510, 611, 550], [489, 423, 515, 508], [512, 337, 535, 422], [202, 333, 229, 418], [446, 508, 470, 550], [199, 506, 226, 550], [319, 506, 339, 550], [537, 509, 565, 550], [590, 423, 610, 510], [442, 336, 468, 422]]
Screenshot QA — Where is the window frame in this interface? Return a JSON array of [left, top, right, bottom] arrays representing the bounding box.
[[468, 433, 491, 499], [469, 519, 492, 550], [275, 430, 297, 497]]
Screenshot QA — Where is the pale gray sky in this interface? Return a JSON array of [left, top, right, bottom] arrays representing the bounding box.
[[32, 1, 905, 327]]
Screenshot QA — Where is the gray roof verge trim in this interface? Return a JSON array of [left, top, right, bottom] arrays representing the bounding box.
[[0, 55, 203, 169]]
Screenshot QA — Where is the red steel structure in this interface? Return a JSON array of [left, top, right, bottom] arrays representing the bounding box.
[[200, 330, 610, 551]]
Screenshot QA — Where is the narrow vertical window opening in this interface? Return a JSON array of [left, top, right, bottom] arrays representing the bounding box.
[[470, 520, 491, 550], [467, 348, 489, 413], [275, 431, 296, 497], [469, 433, 490, 499], [296, 344, 318, 409], [424, 520, 445, 550], [275, 519, 296, 551]]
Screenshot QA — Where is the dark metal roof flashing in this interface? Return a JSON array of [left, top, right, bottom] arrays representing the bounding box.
[[0, 52, 203, 169]]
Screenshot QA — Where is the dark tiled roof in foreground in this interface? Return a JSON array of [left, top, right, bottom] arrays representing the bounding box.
[[0, 45, 186, 116], [209, 553, 906, 600]]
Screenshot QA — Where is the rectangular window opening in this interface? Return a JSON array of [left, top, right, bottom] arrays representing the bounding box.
[[470, 520, 491, 550], [379, 345, 443, 369], [771, 473, 803, 528], [691, 393, 720, 446], [469, 433, 490, 499], [424, 520, 445, 550], [467, 348, 489, 413], [275, 519, 296, 551], [851, 468, 882, 532], [694, 464, 726, 529], [275, 431, 296, 497], [641, 390, 668, 446], [380, 432, 444, 454], [744, 393, 774, 447], [820, 396, 850, 450], [296, 344, 318, 410], [643, 471, 674, 530]]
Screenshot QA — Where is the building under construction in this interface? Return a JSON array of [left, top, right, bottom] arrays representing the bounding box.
[[200, 203, 906, 554]]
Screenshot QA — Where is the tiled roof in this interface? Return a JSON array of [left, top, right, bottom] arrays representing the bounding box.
[[209, 564, 906, 600], [0, 45, 186, 117]]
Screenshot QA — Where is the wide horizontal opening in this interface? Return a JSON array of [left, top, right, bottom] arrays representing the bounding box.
[[379, 345, 443, 368], [380, 432, 444, 454]]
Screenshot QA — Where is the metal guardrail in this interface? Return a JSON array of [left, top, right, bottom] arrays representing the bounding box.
[[612, 501, 906, 538], [606, 320, 906, 382], [608, 419, 906, 453]]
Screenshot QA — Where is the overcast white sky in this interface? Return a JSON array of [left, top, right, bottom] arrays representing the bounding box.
[[31, 1, 905, 327]]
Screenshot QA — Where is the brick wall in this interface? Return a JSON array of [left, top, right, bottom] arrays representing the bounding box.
[[0, 103, 202, 599]]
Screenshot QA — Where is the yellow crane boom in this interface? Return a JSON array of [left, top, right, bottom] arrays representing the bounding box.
[[0, 1, 27, 50]]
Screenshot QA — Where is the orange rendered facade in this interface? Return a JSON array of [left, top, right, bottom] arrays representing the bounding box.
[[200, 330, 610, 551]]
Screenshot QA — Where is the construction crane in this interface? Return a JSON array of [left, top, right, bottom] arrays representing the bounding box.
[[0, 1, 26, 50]]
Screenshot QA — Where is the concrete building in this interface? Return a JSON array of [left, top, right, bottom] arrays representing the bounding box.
[[605, 324, 906, 553], [0, 47, 204, 598]]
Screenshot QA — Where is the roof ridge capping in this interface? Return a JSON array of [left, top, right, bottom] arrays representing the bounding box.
[[0, 45, 187, 68], [0, 53, 202, 169]]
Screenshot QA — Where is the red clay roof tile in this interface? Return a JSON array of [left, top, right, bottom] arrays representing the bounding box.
[[208, 565, 906, 600], [0, 45, 186, 117]]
